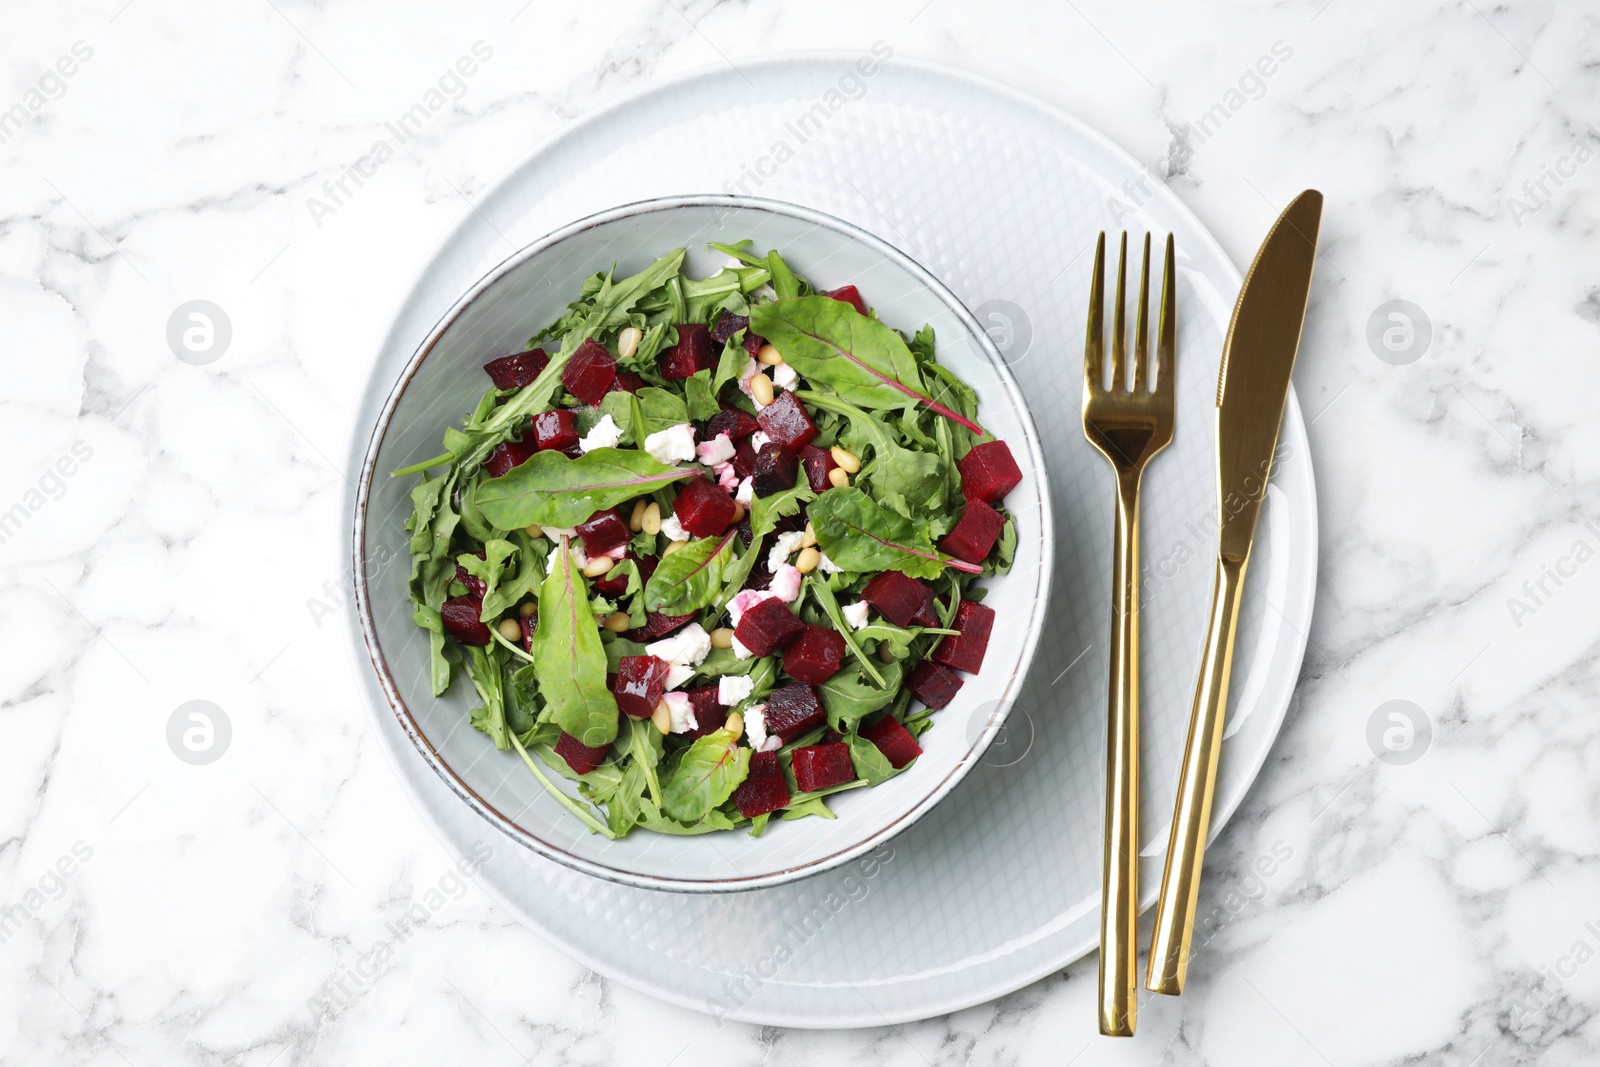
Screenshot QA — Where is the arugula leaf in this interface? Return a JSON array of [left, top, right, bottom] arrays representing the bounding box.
[[632, 387, 689, 436], [661, 727, 751, 822], [819, 661, 903, 731], [749, 297, 984, 434], [809, 577, 885, 687], [684, 369, 719, 422], [531, 538, 619, 747], [808, 487, 980, 578], [643, 530, 738, 614], [474, 448, 692, 530], [847, 730, 899, 785], [795, 390, 945, 518], [464, 644, 510, 750]]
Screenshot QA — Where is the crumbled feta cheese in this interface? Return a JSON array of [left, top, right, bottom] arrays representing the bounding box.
[[735, 477, 754, 505], [719, 675, 755, 707], [744, 702, 768, 749], [663, 691, 696, 734], [697, 433, 736, 466], [644, 422, 696, 464], [715, 461, 740, 491], [759, 735, 782, 752], [752, 283, 778, 302], [545, 540, 588, 573], [817, 552, 842, 575], [737, 357, 762, 397], [766, 530, 806, 572], [659, 512, 688, 542], [769, 563, 803, 603], [731, 635, 754, 659], [577, 413, 623, 453], [842, 600, 871, 630], [728, 588, 778, 626], [646, 622, 711, 671], [772, 362, 798, 390], [750, 431, 771, 451], [664, 664, 696, 690], [606, 543, 628, 560]]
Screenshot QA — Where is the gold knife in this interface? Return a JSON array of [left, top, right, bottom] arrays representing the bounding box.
[[1145, 189, 1323, 995]]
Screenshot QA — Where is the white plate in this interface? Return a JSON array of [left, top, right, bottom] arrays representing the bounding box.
[[352, 195, 1054, 891], [340, 54, 1316, 1028]]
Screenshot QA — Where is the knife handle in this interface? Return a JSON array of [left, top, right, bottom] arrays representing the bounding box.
[[1146, 554, 1248, 995]]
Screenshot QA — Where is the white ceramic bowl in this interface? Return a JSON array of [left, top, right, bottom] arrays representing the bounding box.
[[350, 195, 1053, 891]]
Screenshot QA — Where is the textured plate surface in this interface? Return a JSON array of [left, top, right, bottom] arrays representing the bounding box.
[[353, 196, 1052, 890], [341, 54, 1316, 1028]]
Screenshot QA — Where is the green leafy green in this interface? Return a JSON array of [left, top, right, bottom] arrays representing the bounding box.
[[808, 487, 979, 579], [474, 448, 692, 530], [531, 540, 618, 747], [819, 661, 903, 731], [661, 727, 750, 822], [643, 530, 738, 614]]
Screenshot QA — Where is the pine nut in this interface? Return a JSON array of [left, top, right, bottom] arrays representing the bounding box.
[[518, 602, 537, 619], [794, 547, 821, 574], [729, 501, 746, 523], [524, 523, 544, 538], [877, 642, 896, 662], [617, 326, 642, 361], [830, 446, 861, 473], [652, 700, 672, 734], [582, 555, 614, 578], [603, 612, 631, 633], [828, 467, 850, 489], [725, 712, 744, 740], [800, 522, 817, 549], [663, 539, 688, 556], [642, 502, 662, 536], [750, 372, 775, 407], [756, 343, 784, 366], [496, 618, 523, 642], [628, 499, 648, 532], [709, 627, 735, 649]]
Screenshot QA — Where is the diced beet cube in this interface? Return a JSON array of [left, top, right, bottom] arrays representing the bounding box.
[[441, 595, 491, 646], [907, 660, 964, 708], [613, 655, 669, 718], [860, 571, 936, 629], [763, 683, 825, 741], [623, 611, 696, 642], [825, 285, 868, 316], [958, 441, 1023, 503], [743, 332, 767, 355], [940, 499, 1006, 564], [609, 371, 645, 394], [661, 322, 716, 379], [791, 742, 856, 792], [711, 311, 749, 345], [520, 613, 536, 652], [555, 731, 609, 775], [732, 750, 791, 818], [483, 347, 549, 390], [751, 443, 799, 497], [931, 600, 995, 674], [706, 405, 760, 441], [576, 508, 630, 557], [673, 476, 737, 538], [734, 598, 806, 657], [561, 338, 617, 406], [800, 445, 837, 493], [862, 715, 922, 769], [783, 625, 846, 685], [683, 686, 727, 738], [756, 390, 818, 452], [732, 438, 758, 479], [531, 409, 579, 452], [483, 438, 535, 478]]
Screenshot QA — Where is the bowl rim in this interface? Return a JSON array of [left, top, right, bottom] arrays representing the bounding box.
[[349, 193, 1055, 892]]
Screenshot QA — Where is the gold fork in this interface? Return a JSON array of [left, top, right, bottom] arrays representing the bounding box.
[[1081, 231, 1176, 1037]]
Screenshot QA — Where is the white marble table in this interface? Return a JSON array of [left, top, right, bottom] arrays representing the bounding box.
[[3, 1, 1594, 1063]]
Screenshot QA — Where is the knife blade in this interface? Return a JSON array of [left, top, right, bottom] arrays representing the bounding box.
[[1145, 189, 1321, 996], [1216, 189, 1322, 562]]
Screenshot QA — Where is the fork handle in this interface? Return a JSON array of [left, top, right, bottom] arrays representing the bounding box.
[[1146, 553, 1249, 995], [1098, 470, 1144, 1037]]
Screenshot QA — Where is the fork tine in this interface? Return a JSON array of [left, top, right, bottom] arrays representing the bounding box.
[[1156, 233, 1176, 396], [1084, 232, 1106, 396], [1133, 233, 1152, 392], [1110, 233, 1128, 391]]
